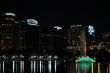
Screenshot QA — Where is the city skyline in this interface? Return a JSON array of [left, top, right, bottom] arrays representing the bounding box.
[[0, 1, 110, 33]]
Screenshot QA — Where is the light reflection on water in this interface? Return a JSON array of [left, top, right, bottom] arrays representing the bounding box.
[[0, 60, 110, 73]]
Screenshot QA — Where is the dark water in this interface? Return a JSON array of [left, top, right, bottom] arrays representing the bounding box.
[[0, 60, 110, 73]]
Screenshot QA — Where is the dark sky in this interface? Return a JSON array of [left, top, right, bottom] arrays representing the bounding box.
[[0, 0, 110, 33]]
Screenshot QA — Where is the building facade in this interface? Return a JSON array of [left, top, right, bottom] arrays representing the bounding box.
[[67, 25, 83, 50], [0, 12, 26, 54]]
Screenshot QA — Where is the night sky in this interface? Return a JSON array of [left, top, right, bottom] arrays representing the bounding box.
[[0, 0, 110, 33]]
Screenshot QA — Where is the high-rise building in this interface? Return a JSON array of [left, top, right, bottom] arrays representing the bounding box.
[[67, 25, 83, 50], [86, 25, 96, 50], [0, 12, 16, 51], [0, 12, 26, 53]]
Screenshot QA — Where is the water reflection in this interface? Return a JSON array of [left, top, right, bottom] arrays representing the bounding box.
[[3, 61, 4, 73], [76, 62, 93, 73], [64, 62, 110, 73], [12, 61, 15, 73], [55, 60, 57, 73], [20, 61, 24, 73], [0, 60, 110, 73], [48, 61, 51, 73]]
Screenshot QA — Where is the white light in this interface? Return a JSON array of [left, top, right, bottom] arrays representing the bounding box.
[[20, 61, 24, 73], [54, 56, 58, 59], [54, 26, 62, 30], [20, 55, 24, 58], [55, 61, 57, 73], [39, 56, 42, 59], [27, 19, 39, 26], [12, 56, 16, 59], [88, 25, 95, 35], [4, 13, 16, 16], [48, 61, 51, 73], [31, 56, 36, 58], [3, 61, 4, 73], [13, 61, 15, 73], [34, 61, 36, 73], [40, 61, 41, 73], [48, 56, 52, 58], [31, 61, 33, 73]]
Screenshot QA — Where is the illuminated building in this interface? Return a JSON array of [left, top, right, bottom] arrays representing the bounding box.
[[0, 12, 26, 53], [100, 32, 110, 51], [67, 25, 83, 50], [0, 12, 16, 51], [86, 25, 96, 50]]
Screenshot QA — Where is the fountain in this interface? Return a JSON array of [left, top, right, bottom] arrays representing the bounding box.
[[75, 27, 95, 62]]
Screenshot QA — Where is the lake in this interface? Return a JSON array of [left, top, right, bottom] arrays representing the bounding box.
[[0, 60, 110, 73]]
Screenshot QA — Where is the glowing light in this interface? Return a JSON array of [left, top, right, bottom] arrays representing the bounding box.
[[27, 19, 39, 26], [11, 56, 16, 59], [75, 57, 95, 62], [108, 50, 110, 52], [31, 61, 33, 73], [30, 55, 36, 59], [55, 61, 57, 73], [31, 61, 36, 73], [3, 61, 4, 73], [76, 62, 92, 73], [39, 56, 43, 59], [98, 63, 100, 73], [34, 61, 36, 73], [13, 61, 15, 73], [48, 61, 51, 73], [20, 55, 24, 58], [20, 61, 24, 73], [88, 25, 95, 36], [48, 56, 52, 58], [54, 26, 62, 30], [40, 61, 41, 73], [4, 13, 16, 16], [54, 56, 58, 59]]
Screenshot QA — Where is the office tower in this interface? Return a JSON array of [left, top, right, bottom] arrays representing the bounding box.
[[0, 12, 25, 53], [0, 12, 16, 51], [67, 25, 83, 50], [86, 25, 96, 50]]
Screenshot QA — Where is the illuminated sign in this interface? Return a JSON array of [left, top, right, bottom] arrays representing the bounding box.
[[54, 26, 62, 30], [27, 19, 39, 26], [88, 25, 95, 36], [4, 13, 16, 16]]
